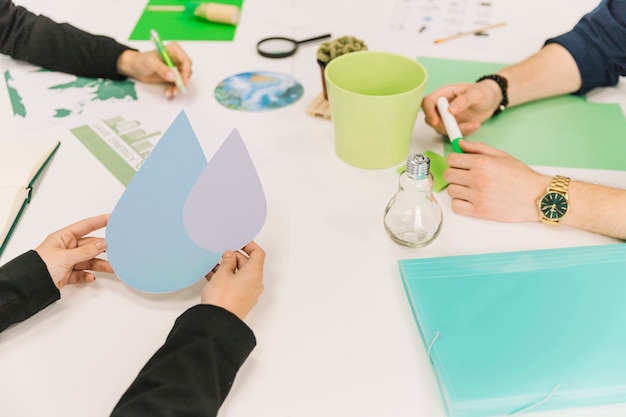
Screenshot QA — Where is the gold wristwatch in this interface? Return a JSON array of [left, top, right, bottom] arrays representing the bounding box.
[[537, 175, 570, 225]]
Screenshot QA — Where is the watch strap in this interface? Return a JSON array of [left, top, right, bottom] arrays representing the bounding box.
[[547, 175, 570, 195]]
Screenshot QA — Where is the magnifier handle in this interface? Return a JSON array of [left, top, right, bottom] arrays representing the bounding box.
[[297, 33, 332, 45]]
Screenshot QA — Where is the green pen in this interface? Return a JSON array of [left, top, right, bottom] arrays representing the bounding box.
[[436, 96, 463, 153], [150, 29, 186, 93]]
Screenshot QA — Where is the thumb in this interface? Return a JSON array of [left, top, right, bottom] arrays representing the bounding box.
[[217, 250, 237, 274], [448, 93, 474, 115], [64, 239, 107, 266]]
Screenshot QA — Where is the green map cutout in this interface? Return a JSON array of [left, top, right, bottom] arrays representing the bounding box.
[[418, 57, 626, 171], [49, 77, 137, 118], [3, 68, 137, 119], [129, 0, 244, 41], [4, 70, 26, 117]]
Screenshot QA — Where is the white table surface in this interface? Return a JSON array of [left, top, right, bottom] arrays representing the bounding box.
[[1, 1, 625, 416]]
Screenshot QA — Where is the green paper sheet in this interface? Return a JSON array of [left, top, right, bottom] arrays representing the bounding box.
[[423, 150, 448, 192], [395, 151, 448, 192], [129, 0, 243, 41], [418, 57, 626, 171]]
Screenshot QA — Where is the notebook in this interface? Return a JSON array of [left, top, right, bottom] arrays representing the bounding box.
[[399, 244, 626, 417], [0, 140, 61, 256]]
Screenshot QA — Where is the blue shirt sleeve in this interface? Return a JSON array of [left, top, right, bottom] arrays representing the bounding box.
[[545, 0, 626, 95]]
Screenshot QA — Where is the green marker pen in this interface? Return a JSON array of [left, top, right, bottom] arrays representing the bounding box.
[[436, 96, 463, 153], [150, 29, 186, 93]]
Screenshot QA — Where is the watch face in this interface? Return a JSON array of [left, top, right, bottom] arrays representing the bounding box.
[[540, 192, 568, 220]]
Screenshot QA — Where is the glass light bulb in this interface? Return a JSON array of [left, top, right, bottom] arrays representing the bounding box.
[[384, 154, 443, 247]]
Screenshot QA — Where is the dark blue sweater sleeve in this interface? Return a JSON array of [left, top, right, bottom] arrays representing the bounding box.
[[545, 0, 626, 95]]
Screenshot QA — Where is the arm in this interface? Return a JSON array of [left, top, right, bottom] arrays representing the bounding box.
[[111, 242, 265, 416], [0, 214, 111, 333], [445, 140, 626, 239], [0, 0, 129, 79], [0, 1, 192, 97], [423, 0, 626, 136], [110, 305, 256, 417], [546, 0, 626, 95], [422, 43, 582, 136], [0, 251, 60, 333]]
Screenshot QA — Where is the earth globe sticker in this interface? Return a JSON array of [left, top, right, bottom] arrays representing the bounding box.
[[214, 71, 304, 111]]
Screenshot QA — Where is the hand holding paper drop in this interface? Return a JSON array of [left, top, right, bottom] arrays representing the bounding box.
[[106, 110, 266, 293]]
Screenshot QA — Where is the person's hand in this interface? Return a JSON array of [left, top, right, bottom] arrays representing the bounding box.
[[444, 140, 551, 223], [422, 81, 502, 136], [35, 214, 113, 290], [116, 44, 193, 99], [202, 242, 265, 320]]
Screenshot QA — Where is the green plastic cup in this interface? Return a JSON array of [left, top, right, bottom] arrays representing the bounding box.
[[325, 51, 427, 169]]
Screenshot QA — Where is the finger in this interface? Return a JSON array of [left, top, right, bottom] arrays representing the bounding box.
[[445, 151, 477, 170], [447, 87, 484, 115], [65, 270, 97, 286], [450, 198, 476, 217], [216, 250, 237, 275], [76, 236, 104, 248], [166, 42, 192, 83], [238, 242, 265, 272], [421, 94, 441, 128], [59, 214, 110, 240], [457, 121, 482, 136], [74, 258, 114, 274], [152, 57, 177, 84], [62, 240, 107, 269], [446, 182, 473, 201], [164, 84, 176, 99], [241, 241, 264, 259], [205, 262, 220, 280], [443, 165, 478, 188], [457, 140, 507, 157]]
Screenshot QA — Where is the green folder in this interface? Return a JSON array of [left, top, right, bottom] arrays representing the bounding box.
[[399, 244, 626, 417]]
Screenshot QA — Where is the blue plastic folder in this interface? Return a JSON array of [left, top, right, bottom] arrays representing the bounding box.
[[398, 244, 626, 417]]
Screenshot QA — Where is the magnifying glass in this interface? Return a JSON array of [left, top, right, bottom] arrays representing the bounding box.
[[256, 33, 331, 59]]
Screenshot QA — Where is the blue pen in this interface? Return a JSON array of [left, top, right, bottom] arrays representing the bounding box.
[[436, 96, 463, 153], [150, 29, 186, 93]]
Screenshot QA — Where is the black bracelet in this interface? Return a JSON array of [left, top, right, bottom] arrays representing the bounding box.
[[476, 74, 508, 117]]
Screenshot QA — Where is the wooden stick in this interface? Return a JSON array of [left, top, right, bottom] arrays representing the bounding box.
[[434, 21, 507, 44], [147, 5, 185, 12]]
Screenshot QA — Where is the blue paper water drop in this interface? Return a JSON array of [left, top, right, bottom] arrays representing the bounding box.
[[183, 129, 267, 251], [106, 110, 221, 293]]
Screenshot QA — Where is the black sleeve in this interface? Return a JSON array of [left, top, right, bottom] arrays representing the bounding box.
[[0, 0, 130, 79], [110, 305, 257, 417], [0, 250, 60, 333]]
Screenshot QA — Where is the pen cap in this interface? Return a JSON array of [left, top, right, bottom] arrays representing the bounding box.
[[192, 2, 240, 25]]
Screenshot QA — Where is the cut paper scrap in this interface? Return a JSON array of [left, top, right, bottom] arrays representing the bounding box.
[[106, 109, 266, 293], [417, 56, 626, 171], [395, 151, 449, 192], [129, 0, 243, 41]]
